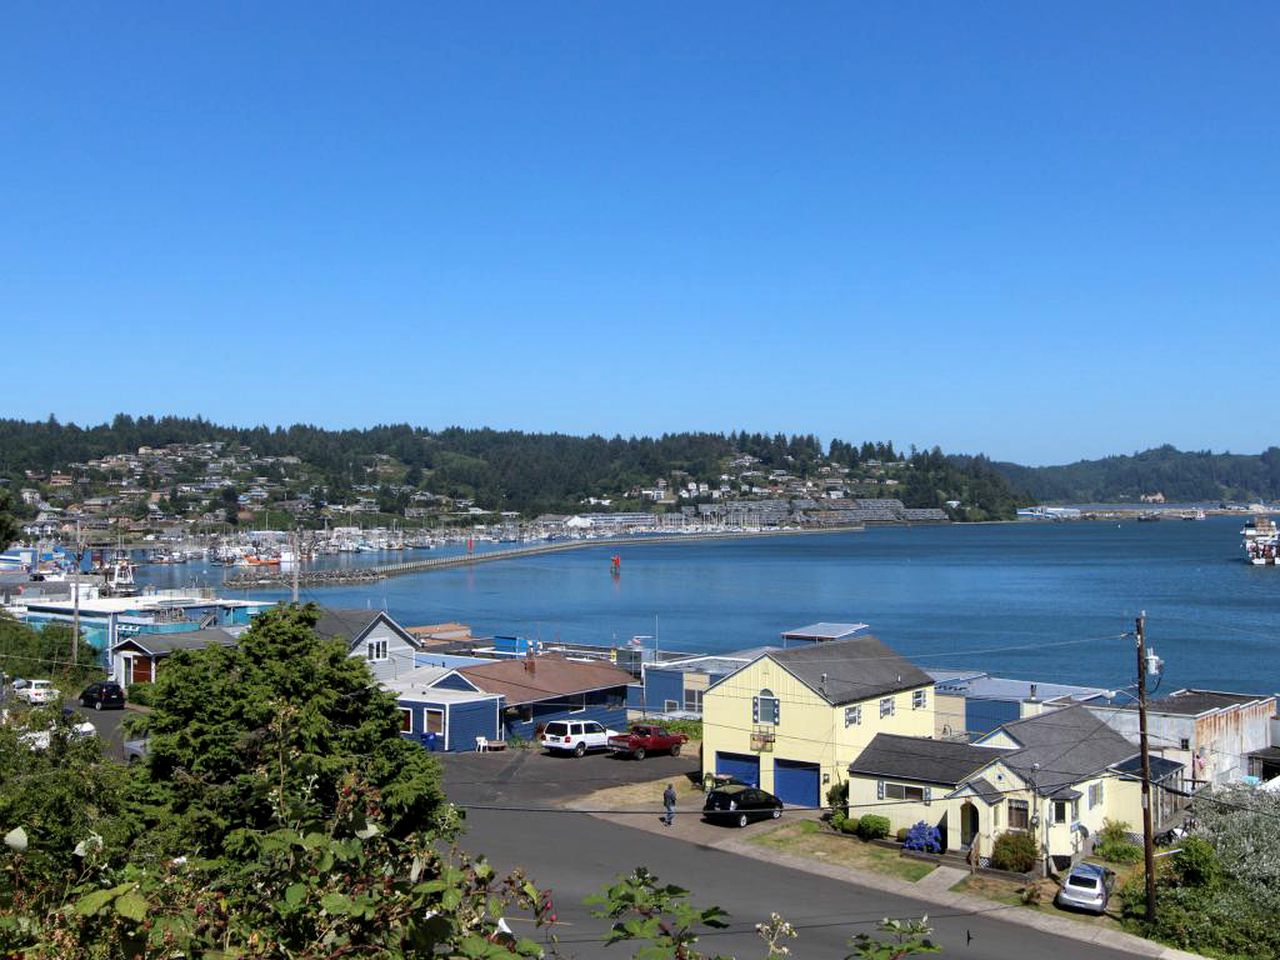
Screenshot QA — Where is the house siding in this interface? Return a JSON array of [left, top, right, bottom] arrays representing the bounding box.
[[502, 687, 627, 742], [644, 669, 685, 712], [396, 696, 501, 752], [702, 655, 934, 796], [359, 620, 419, 683]]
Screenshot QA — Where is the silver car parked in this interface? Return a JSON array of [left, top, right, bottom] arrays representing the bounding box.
[[1055, 862, 1115, 914]]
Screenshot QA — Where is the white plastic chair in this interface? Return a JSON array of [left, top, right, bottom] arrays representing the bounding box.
[[475, 736, 488, 752]]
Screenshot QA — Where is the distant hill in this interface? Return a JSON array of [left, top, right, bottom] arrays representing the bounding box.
[[994, 445, 1280, 504], [0, 416, 1032, 521]]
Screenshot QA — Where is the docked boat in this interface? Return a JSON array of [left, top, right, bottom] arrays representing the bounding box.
[[1243, 516, 1279, 565]]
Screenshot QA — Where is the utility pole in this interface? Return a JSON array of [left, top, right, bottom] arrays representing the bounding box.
[[72, 521, 85, 665], [1136, 612, 1157, 923], [291, 526, 301, 605]]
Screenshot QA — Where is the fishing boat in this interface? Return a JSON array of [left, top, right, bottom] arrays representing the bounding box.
[[1242, 516, 1279, 565]]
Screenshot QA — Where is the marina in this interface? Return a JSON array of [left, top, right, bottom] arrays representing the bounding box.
[[122, 516, 1280, 695]]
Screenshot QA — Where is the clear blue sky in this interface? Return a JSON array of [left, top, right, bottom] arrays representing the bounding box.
[[3, 4, 1276, 465]]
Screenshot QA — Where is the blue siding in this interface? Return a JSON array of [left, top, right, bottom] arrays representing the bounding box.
[[434, 673, 478, 692], [504, 686, 628, 742], [716, 752, 760, 787], [396, 696, 500, 752], [626, 683, 645, 709], [413, 653, 491, 670], [644, 669, 685, 712], [966, 699, 1020, 739], [774, 759, 820, 808], [445, 699, 502, 752]]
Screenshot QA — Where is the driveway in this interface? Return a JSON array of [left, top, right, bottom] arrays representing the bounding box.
[[441, 748, 1152, 960]]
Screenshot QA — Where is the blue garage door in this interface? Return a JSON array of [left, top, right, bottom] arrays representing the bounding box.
[[716, 752, 760, 787], [774, 759, 820, 808]]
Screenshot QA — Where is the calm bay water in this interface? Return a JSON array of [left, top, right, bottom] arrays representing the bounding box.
[[137, 517, 1279, 694]]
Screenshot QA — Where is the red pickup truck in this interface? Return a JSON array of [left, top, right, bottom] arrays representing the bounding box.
[[606, 724, 689, 761]]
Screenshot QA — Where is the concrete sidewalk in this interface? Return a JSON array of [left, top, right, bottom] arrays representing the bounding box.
[[585, 804, 1208, 960]]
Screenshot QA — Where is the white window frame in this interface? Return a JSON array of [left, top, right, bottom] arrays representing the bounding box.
[[879, 696, 895, 719], [366, 638, 388, 662], [664, 699, 680, 713], [684, 689, 704, 713], [424, 708, 445, 735], [569, 694, 586, 715], [399, 708, 413, 734], [1052, 799, 1072, 825], [912, 689, 927, 710], [844, 704, 862, 727]]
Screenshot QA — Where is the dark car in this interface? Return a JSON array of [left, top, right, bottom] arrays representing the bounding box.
[[79, 681, 126, 711], [702, 783, 783, 828]]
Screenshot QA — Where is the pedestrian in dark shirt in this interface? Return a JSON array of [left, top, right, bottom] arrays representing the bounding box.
[[663, 783, 677, 826]]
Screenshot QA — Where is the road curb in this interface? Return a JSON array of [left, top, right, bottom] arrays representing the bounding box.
[[590, 807, 1209, 960]]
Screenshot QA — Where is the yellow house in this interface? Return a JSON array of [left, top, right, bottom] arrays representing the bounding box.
[[701, 635, 935, 809], [846, 704, 1185, 872]]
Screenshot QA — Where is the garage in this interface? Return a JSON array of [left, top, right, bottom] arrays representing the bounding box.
[[715, 752, 760, 787], [774, 759, 821, 808]]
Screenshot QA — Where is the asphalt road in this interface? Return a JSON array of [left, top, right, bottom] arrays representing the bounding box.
[[442, 750, 1140, 960]]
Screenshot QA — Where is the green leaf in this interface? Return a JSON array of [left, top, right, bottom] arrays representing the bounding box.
[[115, 892, 148, 922], [320, 891, 353, 915], [75, 884, 129, 916], [284, 883, 307, 908]]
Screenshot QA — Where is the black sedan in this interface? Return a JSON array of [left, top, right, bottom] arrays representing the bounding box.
[[702, 783, 783, 827], [79, 681, 126, 710]]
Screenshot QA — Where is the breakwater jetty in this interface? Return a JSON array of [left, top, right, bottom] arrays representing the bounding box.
[[221, 525, 867, 590]]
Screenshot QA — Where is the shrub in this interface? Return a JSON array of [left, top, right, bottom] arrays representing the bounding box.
[[830, 810, 859, 835], [826, 781, 849, 813], [991, 831, 1038, 873], [857, 815, 890, 841], [1097, 818, 1132, 844], [1093, 837, 1143, 863], [125, 682, 155, 707], [902, 821, 942, 854], [1172, 837, 1221, 889], [896, 827, 909, 843]]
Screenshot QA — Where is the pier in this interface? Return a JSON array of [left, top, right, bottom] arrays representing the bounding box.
[[220, 525, 865, 589]]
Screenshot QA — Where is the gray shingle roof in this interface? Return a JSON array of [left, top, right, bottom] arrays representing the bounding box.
[[963, 776, 1003, 805], [848, 733, 1010, 785], [312, 608, 419, 651], [115, 628, 238, 655], [769, 635, 933, 706], [990, 705, 1140, 796]]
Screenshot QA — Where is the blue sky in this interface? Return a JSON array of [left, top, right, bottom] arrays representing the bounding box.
[[3, 3, 1276, 465]]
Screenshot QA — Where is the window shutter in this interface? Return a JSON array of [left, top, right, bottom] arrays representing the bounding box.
[[877, 780, 885, 800], [752, 696, 759, 724], [772, 698, 781, 725], [924, 787, 932, 806]]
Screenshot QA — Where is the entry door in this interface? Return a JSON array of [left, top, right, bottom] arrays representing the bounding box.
[[961, 802, 978, 848]]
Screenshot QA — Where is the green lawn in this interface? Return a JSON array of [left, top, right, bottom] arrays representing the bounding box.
[[749, 822, 937, 883]]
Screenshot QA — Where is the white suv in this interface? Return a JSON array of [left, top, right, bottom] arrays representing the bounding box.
[[540, 720, 617, 757], [16, 680, 59, 705]]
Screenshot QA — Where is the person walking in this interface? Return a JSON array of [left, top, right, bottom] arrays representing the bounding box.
[[663, 783, 677, 827]]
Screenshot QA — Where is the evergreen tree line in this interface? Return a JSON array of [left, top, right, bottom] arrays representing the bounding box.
[[0, 415, 1029, 518], [994, 444, 1280, 503]]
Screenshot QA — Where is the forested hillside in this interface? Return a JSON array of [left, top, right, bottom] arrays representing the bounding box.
[[0, 416, 1031, 519], [995, 445, 1280, 503]]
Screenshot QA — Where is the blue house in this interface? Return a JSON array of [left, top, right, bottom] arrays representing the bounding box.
[[385, 665, 503, 753], [632, 649, 773, 717], [435, 654, 634, 743], [928, 669, 1119, 740]]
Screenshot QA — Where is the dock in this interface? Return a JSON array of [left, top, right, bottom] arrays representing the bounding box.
[[220, 525, 865, 589]]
